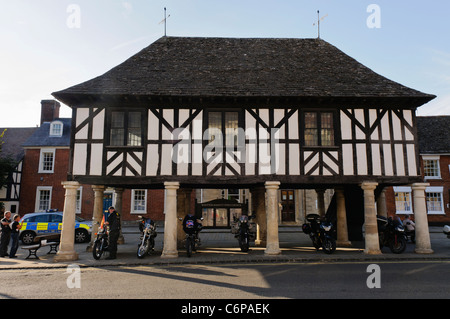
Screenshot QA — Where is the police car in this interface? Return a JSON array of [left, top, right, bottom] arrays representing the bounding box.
[[19, 211, 92, 245]]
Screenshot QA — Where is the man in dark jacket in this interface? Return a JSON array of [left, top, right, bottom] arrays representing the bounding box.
[[105, 206, 120, 259], [0, 211, 12, 257]]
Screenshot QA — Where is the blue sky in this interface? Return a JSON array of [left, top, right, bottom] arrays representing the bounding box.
[[1, 0, 450, 127]]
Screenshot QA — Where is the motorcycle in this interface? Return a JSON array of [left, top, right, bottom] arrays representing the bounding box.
[[92, 224, 109, 260], [232, 214, 256, 252], [376, 215, 407, 254], [137, 216, 157, 259], [179, 216, 203, 257], [443, 225, 450, 239], [302, 214, 336, 254]]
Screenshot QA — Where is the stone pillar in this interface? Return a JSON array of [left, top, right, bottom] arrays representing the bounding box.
[[412, 183, 434, 254], [265, 181, 281, 255], [316, 189, 326, 218], [54, 181, 80, 262], [252, 187, 266, 246], [361, 182, 381, 255], [161, 182, 180, 258], [335, 188, 352, 247], [86, 185, 105, 252], [376, 188, 387, 218], [114, 188, 125, 244]]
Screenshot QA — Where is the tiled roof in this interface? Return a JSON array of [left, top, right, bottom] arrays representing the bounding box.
[[0, 127, 37, 161], [53, 37, 435, 107], [417, 116, 450, 154]]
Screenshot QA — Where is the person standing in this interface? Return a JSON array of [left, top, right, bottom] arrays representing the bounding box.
[[105, 206, 120, 259], [0, 211, 12, 257], [9, 214, 21, 258]]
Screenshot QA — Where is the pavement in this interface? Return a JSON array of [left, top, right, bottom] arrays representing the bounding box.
[[1, 225, 449, 269]]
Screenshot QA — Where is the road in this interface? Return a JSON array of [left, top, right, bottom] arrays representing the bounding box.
[[1, 260, 449, 300]]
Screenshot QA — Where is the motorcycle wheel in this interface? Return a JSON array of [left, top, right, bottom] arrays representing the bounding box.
[[322, 237, 336, 254], [92, 239, 103, 260], [186, 236, 193, 257], [239, 234, 249, 252], [389, 235, 406, 254], [137, 239, 150, 259]]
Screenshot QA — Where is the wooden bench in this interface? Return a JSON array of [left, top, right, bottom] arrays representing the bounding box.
[[21, 234, 61, 259]]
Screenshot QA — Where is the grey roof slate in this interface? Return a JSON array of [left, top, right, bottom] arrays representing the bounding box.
[[53, 36, 435, 107], [22, 118, 71, 148], [0, 127, 38, 161], [417, 116, 450, 154]]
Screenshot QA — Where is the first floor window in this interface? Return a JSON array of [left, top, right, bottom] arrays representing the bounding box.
[[39, 149, 55, 173], [304, 111, 335, 146], [110, 111, 142, 146], [131, 189, 147, 214], [36, 187, 52, 212], [423, 157, 441, 179]]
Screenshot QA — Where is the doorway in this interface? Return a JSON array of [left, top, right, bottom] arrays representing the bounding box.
[[281, 190, 295, 222]]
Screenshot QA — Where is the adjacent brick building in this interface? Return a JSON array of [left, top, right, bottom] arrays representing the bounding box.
[[386, 116, 450, 225]]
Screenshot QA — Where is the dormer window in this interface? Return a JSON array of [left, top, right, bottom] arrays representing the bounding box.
[[50, 121, 63, 137]]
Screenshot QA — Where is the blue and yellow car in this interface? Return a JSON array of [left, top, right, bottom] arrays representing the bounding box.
[[19, 211, 92, 245]]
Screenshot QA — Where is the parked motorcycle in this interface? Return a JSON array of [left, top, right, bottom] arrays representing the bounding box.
[[443, 225, 450, 239], [179, 216, 203, 257], [302, 214, 336, 254], [92, 224, 109, 260], [137, 216, 157, 259], [377, 215, 406, 254], [232, 214, 256, 252]]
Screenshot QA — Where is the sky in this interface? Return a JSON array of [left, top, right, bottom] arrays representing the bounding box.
[[1, 0, 450, 127]]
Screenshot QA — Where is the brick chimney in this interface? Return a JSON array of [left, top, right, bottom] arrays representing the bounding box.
[[40, 100, 61, 125]]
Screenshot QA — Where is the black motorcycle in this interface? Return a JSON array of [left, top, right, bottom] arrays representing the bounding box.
[[179, 217, 203, 257], [376, 215, 406, 254], [92, 224, 109, 260], [232, 214, 256, 252], [302, 214, 336, 254], [137, 216, 157, 259]]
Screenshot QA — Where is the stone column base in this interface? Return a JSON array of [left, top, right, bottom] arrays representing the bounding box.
[[54, 250, 79, 262]]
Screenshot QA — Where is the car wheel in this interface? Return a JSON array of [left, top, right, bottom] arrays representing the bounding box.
[[21, 231, 36, 245], [75, 229, 89, 243]]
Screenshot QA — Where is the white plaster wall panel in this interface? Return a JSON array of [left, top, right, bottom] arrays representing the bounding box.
[[259, 142, 271, 175], [323, 151, 339, 175], [148, 112, 159, 140], [89, 143, 103, 176], [106, 152, 123, 176], [394, 144, 405, 176], [371, 144, 382, 176], [147, 145, 159, 176], [192, 143, 203, 175], [288, 110, 299, 139], [356, 144, 367, 175], [162, 109, 174, 140], [392, 112, 402, 140], [73, 143, 87, 175], [380, 112, 391, 141], [160, 144, 173, 175], [383, 144, 394, 176], [92, 109, 104, 140], [289, 144, 300, 175], [340, 111, 352, 140], [407, 144, 417, 176]]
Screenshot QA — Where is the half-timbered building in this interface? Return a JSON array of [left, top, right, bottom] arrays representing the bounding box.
[[51, 36, 436, 261]]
